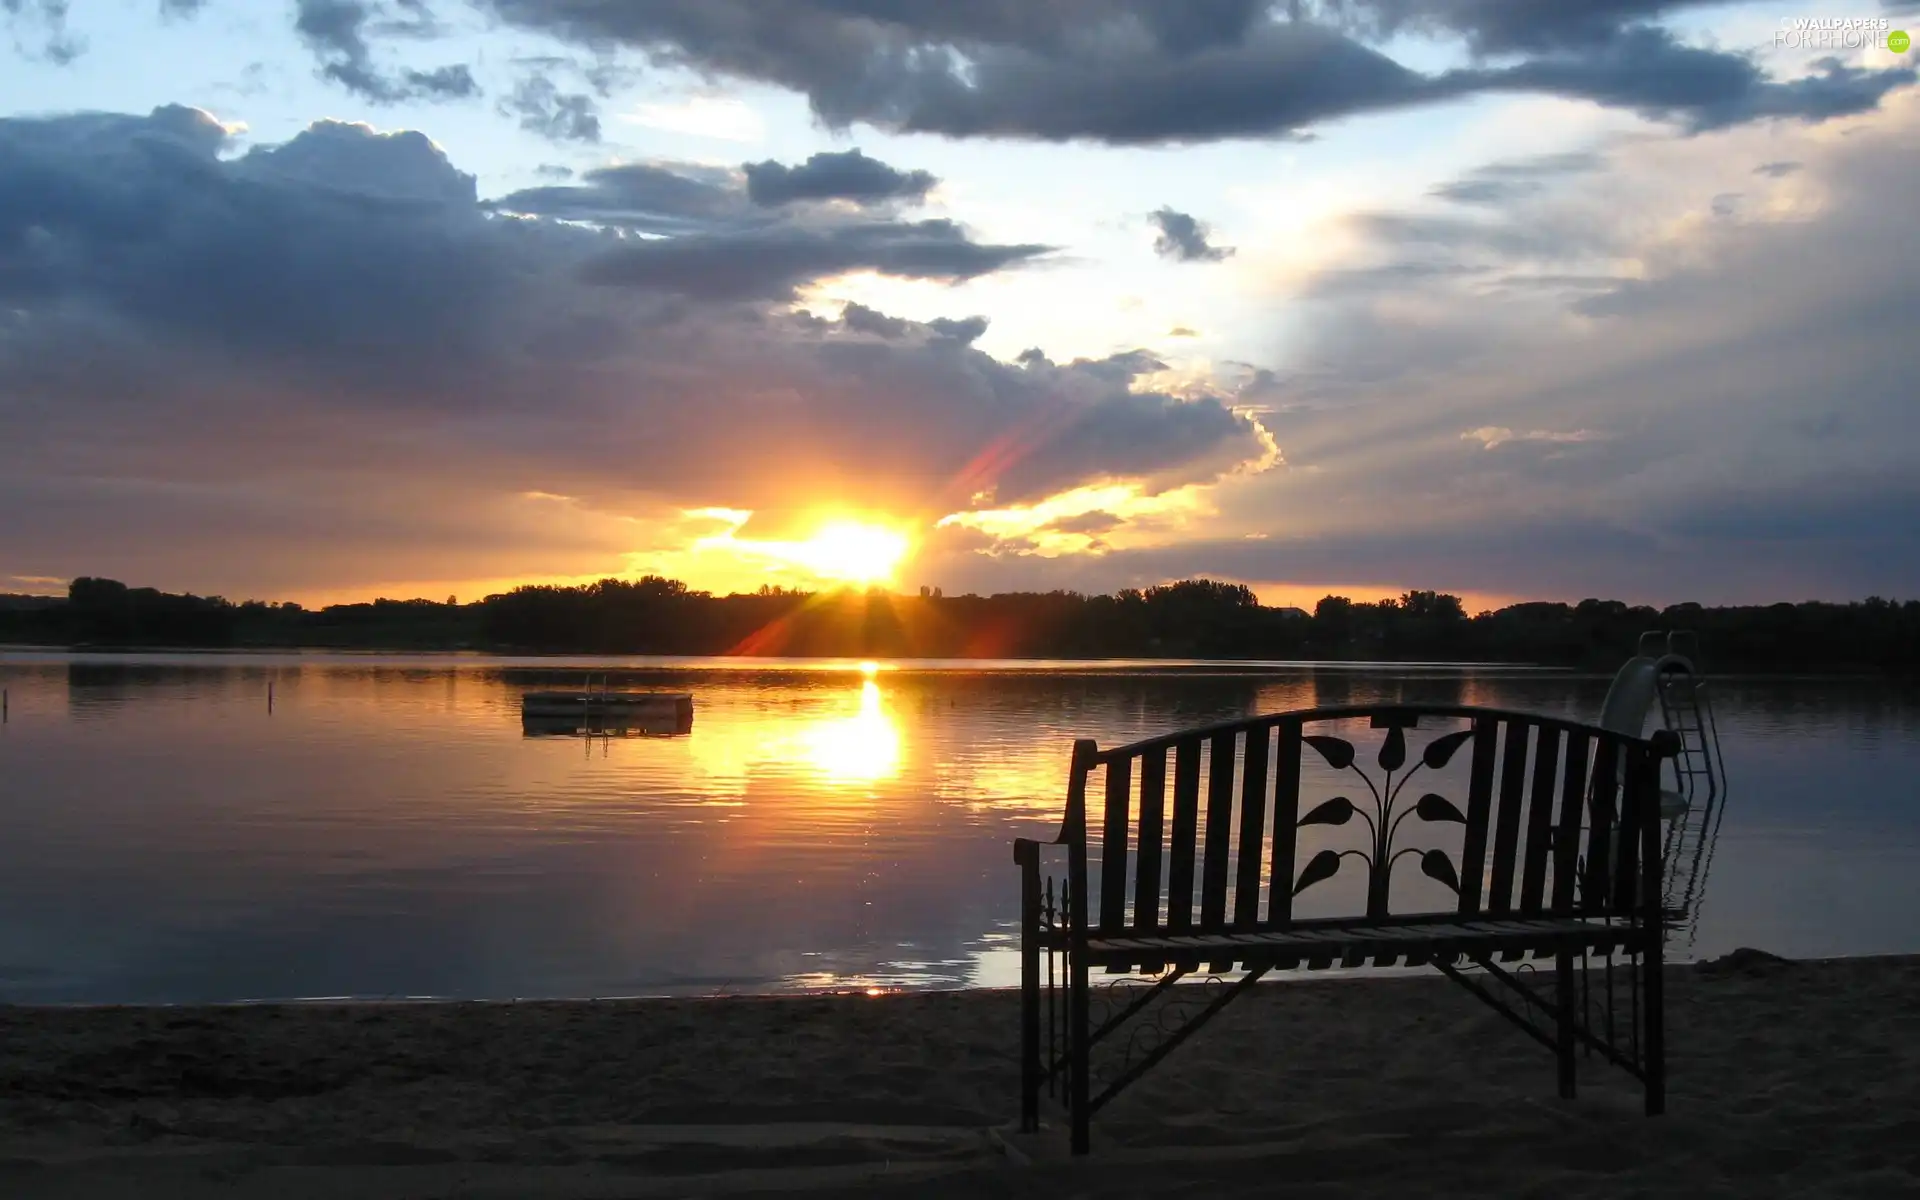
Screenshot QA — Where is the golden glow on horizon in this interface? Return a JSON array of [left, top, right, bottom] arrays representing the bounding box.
[[937, 481, 1215, 556]]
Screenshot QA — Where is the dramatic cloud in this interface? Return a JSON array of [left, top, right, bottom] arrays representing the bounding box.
[[579, 220, 1049, 301], [0, 106, 1273, 595], [840, 302, 987, 343], [294, 0, 479, 103], [493, 156, 1046, 298], [470, 0, 1914, 143], [743, 149, 937, 208], [492, 160, 751, 233], [1317, 0, 1722, 54], [957, 92, 1920, 605], [1149, 207, 1234, 262]]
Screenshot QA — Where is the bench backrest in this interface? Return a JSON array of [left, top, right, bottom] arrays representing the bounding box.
[[1059, 705, 1675, 937]]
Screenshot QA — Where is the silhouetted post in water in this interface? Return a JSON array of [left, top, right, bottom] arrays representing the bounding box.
[[3, 688, 8, 724], [268, 681, 274, 714]]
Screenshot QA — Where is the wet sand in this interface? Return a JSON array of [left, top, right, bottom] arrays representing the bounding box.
[[2, 951, 1916, 1197]]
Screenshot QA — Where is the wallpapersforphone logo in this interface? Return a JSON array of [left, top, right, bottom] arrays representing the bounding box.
[[1774, 16, 1911, 52]]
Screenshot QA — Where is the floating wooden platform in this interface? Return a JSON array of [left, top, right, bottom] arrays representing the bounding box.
[[520, 691, 694, 735]]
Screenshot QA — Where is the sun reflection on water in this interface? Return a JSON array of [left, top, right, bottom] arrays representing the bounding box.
[[796, 678, 901, 784]]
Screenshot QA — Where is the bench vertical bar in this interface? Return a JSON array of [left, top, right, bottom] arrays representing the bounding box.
[[1199, 732, 1237, 928], [1457, 717, 1500, 914], [1584, 738, 1620, 912], [1266, 718, 1302, 926], [1167, 739, 1202, 932], [1065, 740, 1098, 1155], [1518, 726, 1563, 914], [1551, 732, 1592, 912], [1099, 756, 1133, 932], [1488, 718, 1531, 913], [1233, 724, 1272, 929], [1133, 747, 1168, 935]]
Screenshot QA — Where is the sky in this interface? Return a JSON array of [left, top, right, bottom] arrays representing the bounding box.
[[1, 0, 1916, 610]]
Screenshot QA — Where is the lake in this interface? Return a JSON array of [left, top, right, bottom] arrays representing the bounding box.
[[1, 651, 1915, 1004]]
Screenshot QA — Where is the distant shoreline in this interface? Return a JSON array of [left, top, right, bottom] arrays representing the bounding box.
[[1, 642, 1905, 681], [11, 576, 1920, 675]]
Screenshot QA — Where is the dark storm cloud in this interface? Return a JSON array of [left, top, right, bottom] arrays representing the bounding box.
[[1464, 28, 1914, 132], [495, 154, 1041, 296], [495, 146, 944, 234], [491, 160, 747, 232], [294, 0, 478, 103], [468, 1, 1914, 143], [928, 315, 989, 344], [743, 149, 936, 208], [0, 110, 496, 385], [1315, 1, 1719, 54], [503, 71, 601, 142], [1149, 208, 1234, 262], [841, 303, 988, 345], [0, 105, 1272, 593], [580, 220, 1049, 301], [840, 301, 911, 338]]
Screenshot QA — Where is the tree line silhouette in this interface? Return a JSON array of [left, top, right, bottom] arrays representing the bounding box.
[[3, 574, 1918, 672]]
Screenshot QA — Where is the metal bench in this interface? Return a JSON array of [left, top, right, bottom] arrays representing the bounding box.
[[1014, 704, 1680, 1154]]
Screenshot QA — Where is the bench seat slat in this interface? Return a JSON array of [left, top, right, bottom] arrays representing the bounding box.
[[1086, 916, 1634, 959]]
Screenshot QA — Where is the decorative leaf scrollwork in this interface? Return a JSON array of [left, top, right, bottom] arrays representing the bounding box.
[[1289, 719, 1480, 917], [1298, 797, 1355, 826], [1303, 735, 1354, 769], [1293, 849, 1342, 896], [1422, 729, 1476, 769], [1420, 849, 1461, 893], [1377, 725, 1407, 771]]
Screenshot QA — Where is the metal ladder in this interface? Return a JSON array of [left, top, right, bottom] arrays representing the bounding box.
[[1638, 630, 1725, 811], [1636, 631, 1730, 939]]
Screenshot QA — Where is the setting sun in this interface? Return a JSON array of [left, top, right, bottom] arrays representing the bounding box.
[[787, 521, 910, 585], [684, 512, 914, 591]]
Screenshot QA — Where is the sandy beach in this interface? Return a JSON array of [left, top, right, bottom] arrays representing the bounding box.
[[2, 950, 1916, 1198]]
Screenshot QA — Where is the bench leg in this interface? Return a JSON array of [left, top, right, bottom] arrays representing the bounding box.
[[1019, 865, 1041, 1132], [1644, 941, 1665, 1116], [1069, 949, 1091, 1155], [1555, 948, 1577, 1100]]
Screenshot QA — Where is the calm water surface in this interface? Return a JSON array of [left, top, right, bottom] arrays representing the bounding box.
[[1, 652, 1916, 1003]]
